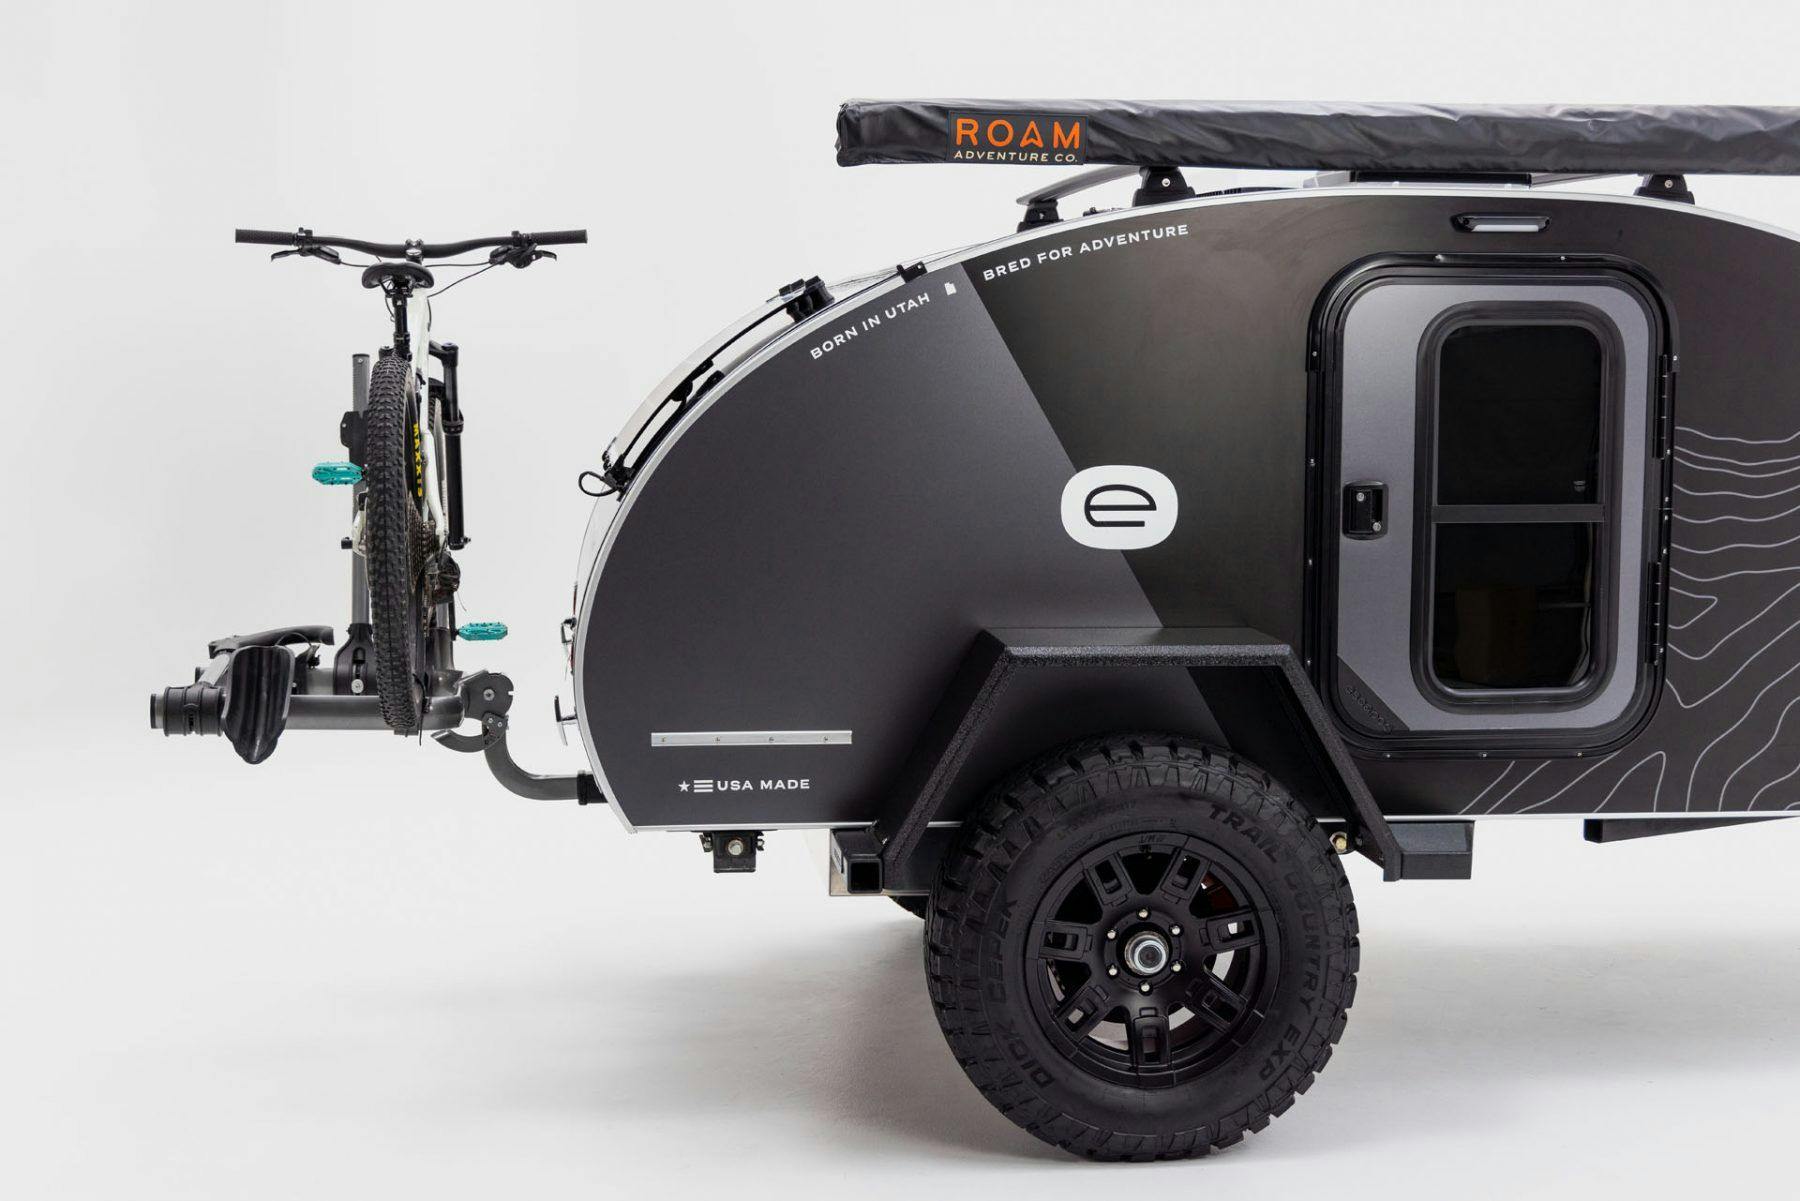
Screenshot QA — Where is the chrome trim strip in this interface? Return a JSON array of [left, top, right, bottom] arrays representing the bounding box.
[[651, 729, 853, 747]]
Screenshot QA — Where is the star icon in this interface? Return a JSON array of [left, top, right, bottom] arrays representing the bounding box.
[[678, 781, 690, 792]]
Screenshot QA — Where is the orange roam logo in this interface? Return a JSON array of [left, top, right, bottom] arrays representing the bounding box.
[[948, 112, 1085, 165]]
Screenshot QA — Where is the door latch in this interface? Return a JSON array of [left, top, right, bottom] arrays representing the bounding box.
[[1343, 482, 1387, 539]]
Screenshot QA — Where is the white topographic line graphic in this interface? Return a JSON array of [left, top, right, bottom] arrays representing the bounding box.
[[1683, 655, 1800, 809], [1672, 530, 1800, 556], [1674, 455, 1800, 480], [1461, 424, 1800, 814], [1666, 585, 1718, 630], [1480, 761, 1548, 815], [1679, 445, 1800, 467], [1514, 752, 1620, 813], [1458, 761, 1514, 815], [1677, 424, 1800, 446], [1676, 479, 1800, 500], [1677, 497, 1800, 525], [1595, 751, 1668, 813], [1718, 693, 1800, 810], [1663, 579, 1800, 659]]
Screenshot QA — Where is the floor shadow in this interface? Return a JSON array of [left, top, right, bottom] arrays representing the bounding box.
[[551, 915, 1054, 1161], [1258, 924, 1800, 1160], [397, 914, 1800, 1162]]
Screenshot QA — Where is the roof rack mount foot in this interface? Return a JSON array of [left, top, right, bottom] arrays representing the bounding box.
[[1132, 165, 1195, 207], [1635, 173, 1694, 204]]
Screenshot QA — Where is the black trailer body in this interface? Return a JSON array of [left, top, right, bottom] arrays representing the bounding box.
[[577, 184, 1800, 832]]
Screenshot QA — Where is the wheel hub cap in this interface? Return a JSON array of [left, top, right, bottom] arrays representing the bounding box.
[[1122, 930, 1170, 976]]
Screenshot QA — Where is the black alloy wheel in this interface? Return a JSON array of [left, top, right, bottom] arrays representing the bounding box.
[[926, 736, 1360, 1161]]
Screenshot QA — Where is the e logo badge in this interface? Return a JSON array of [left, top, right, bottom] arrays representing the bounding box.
[[1060, 466, 1179, 550]]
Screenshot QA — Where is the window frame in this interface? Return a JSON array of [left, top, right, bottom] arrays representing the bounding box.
[[1409, 302, 1626, 712]]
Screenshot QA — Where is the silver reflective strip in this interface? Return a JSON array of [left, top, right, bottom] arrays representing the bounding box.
[[651, 730, 853, 747]]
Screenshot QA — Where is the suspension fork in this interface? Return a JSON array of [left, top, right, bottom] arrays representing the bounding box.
[[429, 340, 468, 550]]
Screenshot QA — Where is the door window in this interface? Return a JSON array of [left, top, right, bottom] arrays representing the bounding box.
[[1422, 317, 1613, 702]]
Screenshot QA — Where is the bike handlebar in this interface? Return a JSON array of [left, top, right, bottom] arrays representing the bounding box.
[[234, 227, 588, 258]]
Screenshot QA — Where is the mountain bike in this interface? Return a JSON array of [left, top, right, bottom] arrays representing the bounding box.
[[224, 227, 587, 748]]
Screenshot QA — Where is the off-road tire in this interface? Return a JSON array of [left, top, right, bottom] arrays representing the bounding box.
[[925, 735, 1359, 1161], [363, 353, 430, 733]]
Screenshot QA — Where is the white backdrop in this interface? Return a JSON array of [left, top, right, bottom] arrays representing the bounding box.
[[6, 1, 1800, 1196]]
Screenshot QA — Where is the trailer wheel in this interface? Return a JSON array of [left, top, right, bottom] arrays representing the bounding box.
[[925, 736, 1359, 1161]]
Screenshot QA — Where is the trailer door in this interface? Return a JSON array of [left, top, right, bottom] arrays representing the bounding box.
[[1323, 264, 1664, 750]]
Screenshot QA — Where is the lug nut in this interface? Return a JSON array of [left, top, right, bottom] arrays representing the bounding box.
[[1139, 982, 1151, 994], [1107, 966, 1118, 977], [1170, 925, 1182, 936], [1106, 929, 1117, 940], [1172, 962, 1183, 972], [1138, 908, 1150, 919]]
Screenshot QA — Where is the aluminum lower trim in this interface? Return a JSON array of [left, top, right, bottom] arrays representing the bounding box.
[[651, 729, 853, 747]]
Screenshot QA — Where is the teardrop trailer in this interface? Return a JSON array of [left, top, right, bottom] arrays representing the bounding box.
[[151, 101, 1800, 1159]]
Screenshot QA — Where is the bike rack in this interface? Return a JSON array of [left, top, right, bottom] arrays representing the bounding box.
[[150, 347, 603, 805]]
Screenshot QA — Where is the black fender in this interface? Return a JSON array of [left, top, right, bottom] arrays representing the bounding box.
[[870, 627, 1420, 881]]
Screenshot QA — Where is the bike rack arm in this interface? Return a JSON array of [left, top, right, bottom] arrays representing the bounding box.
[[434, 671, 605, 804]]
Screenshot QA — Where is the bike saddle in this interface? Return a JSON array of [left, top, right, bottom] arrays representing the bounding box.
[[360, 261, 436, 290]]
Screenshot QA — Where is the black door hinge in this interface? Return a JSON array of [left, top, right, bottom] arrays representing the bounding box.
[[1644, 556, 1668, 664], [1654, 353, 1678, 458]]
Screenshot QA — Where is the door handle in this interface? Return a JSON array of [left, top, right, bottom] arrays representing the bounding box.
[[1343, 482, 1387, 539]]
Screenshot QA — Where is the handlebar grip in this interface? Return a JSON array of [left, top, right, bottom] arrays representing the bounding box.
[[235, 228, 299, 246], [526, 229, 587, 246]]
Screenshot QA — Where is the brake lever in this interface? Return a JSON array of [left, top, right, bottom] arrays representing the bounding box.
[[488, 244, 556, 269], [270, 244, 343, 265]]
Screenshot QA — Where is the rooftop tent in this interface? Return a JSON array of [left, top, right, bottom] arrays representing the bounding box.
[[835, 99, 1800, 176]]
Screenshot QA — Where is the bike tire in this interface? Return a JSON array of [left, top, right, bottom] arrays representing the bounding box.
[[363, 352, 431, 733]]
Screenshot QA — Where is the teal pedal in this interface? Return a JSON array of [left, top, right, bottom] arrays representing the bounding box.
[[312, 461, 362, 485], [457, 622, 508, 641]]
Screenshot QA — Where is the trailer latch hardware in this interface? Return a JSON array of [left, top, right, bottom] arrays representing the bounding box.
[[1342, 481, 1387, 539]]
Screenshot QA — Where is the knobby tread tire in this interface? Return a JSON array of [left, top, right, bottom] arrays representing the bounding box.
[[363, 353, 428, 733], [923, 735, 1360, 1162]]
